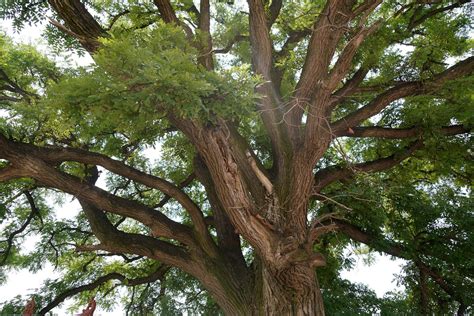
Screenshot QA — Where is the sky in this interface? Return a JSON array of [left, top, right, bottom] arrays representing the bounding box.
[[0, 18, 406, 315]]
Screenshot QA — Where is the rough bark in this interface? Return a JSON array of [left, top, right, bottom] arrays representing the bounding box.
[[1, 0, 472, 314], [47, 0, 106, 53], [253, 263, 326, 316], [417, 261, 430, 316]]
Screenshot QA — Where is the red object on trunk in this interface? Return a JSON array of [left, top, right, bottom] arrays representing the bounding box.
[[22, 298, 35, 316], [79, 298, 96, 316]]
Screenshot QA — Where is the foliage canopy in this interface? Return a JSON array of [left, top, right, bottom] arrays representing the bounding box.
[[0, 0, 472, 315]]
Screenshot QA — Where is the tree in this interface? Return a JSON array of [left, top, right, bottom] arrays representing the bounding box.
[[0, 0, 472, 314]]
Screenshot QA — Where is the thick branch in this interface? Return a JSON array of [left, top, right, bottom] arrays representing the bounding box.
[[38, 264, 169, 315], [408, 0, 470, 30], [227, 124, 268, 206], [193, 156, 246, 270], [153, 0, 193, 37], [0, 137, 195, 246], [300, 4, 381, 156], [332, 57, 474, 133], [267, 0, 282, 26], [418, 263, 465, 309], [197, 0, 213, 70], [328, 67, 370, 109], [79, 200, 192, 270], [0, 95, 22, 102], [153, 0, 179, 24], [287, 0, 362, 143], [47, 0, 106, 53], [0, 137, 209, 242], [416, 260, 430, 316], [314, 139, 423, 192], [154, 172, 196, 208], [247, 0, 290, 177], [336, 124, 470, 138], [294, 0, 356, 100], [0, 165, 21, 182], [171, 117, 280, 265], [82, 198, 250, 313], [247, 0, 274, 79], [335, 219, 405, 256], [327, 20, 381, 92]]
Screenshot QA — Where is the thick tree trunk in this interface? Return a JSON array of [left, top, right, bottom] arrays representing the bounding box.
[[417, 261, 430, 315], [207, 259, 326, 315], [249, 263, 325, 316]]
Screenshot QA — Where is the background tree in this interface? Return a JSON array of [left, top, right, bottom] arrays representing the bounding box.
[[0, 0, 472, 314]]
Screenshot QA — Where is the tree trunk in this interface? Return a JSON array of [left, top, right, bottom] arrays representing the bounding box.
[[250, 262, 325, 316], [417, 261, 430, 316]]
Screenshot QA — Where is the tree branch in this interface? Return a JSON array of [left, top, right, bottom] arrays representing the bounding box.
[[331, 57, 474, 133], [327, 0, 471, 114], [38, 264, 169, 315], [0, 191, 40, 265], [0, 136, 195, 246], [332, 218, 466, 307], [326, 19, 381, 92], [275, 28, 311, 60], [0, 68, 37, 99], [334, 219, 406, 256], [47, 0, 106, 53], [170, 117, 280, 265], [0, 94, 22, 103], [336, 124, 470, 138], [301, 13, 381, 156], [0, 137, 210, 243], [153, 0, 193, 38], [153, 0, 179, 24], [313, 139, 423, 193], [226, 124, 268, 206], [79, 200, 192, 270], [247, 0, 291, 177], [272, 28, 311, 89], [80, 197, 249, 311], [267, 0, 282, 26], [154, 172, 196, 208], [408, 0, 470, 30], [0, 165, 21, 182], [327, 67, 370, 109], [294, 0, 357, 100], [213, 34, 247, 54], [193, 156, 247, 270], [287, 0, 377, 144], [197, 0, 213, 70], [105, 9, 131, 31], [247, 0, 274, 79]]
